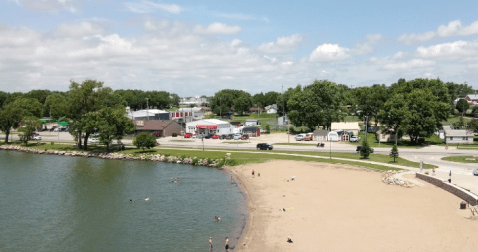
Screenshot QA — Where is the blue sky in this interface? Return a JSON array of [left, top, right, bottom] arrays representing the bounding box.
[[1, 0, 478, 95]]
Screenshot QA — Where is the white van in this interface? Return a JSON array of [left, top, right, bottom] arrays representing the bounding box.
[[295, 133, 306, 141]]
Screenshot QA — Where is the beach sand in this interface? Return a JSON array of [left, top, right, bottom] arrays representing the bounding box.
[[228, 161, 477, 252]]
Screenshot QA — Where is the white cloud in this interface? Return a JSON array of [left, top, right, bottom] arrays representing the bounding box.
[[398, 20, 478, 44], [194, 22, 241, 35], [309, 44, 350, 61], [417, 40, 478, 58], [124, 1, 182, 14], [258, 34, 302, 53], [13, 0, 78, 13], [384, 59, 435, 70]]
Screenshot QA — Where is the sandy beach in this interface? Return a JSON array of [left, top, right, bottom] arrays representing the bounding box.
[[227, 161, 477, 252]]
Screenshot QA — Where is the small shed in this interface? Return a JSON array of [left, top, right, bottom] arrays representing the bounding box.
[[341, 131, 351, 142], [327, 131, 339, 142], [313, 130, 329, 142], [444, 129, 474, 144], [245, 119, 259, 126]]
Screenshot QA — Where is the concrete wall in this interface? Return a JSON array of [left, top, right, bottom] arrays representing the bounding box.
[[415, 173, 478, 206]]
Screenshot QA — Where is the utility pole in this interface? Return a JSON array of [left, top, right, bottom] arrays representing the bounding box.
[[283, 84, 289, 143], [146, 98, 149, 121]]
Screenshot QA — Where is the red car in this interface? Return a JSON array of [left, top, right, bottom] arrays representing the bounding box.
[[212, 134, 220, 139], [184, 133, 193, 138]]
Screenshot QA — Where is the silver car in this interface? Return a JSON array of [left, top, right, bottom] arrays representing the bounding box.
[[473, 169, 478, 176]]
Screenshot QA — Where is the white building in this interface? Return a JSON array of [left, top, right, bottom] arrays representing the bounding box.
[[179, 96, 208, 106], [245, 119, 259, 126], [327, 131, 339, 141], [266, 104, 278, 114], [330, 122, 360, 137], [185, 119, 233, 135], [127, 109, 171, 121]]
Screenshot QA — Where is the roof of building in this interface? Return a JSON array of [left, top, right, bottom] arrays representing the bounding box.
[[466, 94, 478, 100], [313, 130, 329, 136], [131, 109, 169, 118], [177, 107, 203, 112], [330, 122, 360, 130], [186, 119, 231, 126], [134, 120, 179, 131], [444, 129, 475, 137]]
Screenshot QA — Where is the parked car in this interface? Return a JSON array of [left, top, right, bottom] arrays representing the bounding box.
[[212, 134, 220, 139], [184, 133, 193, 138], [256, 143, 273, 150], [295, 133, 306, 141], [204, 134, 214, 139], [32, 135, 42, 140], [350, 136, 361, 142], [241, 134, 249, 140], [219, 134, 227, 140], [304, 133, 313, 141], [356, 145, 374, 153], [233, 133, 242, 140], [172, 133, 178, 137], [49, 126, 58, 132], [89, 138, 99, 143], [192, 134, 198, 138], [473, 169, 478, 176], [226, 134, 234, 140]]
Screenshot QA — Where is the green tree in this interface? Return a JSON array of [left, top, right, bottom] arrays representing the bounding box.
[[85, 107, 135, 152], [12, 98, 43, 118], [133, 132, 157, 151], [252, 92, 265, 108], [379, 79, 451, 144], [68, 79, 112, 150], [389, 144, 399, 162], [0, 91, 9, 108], [233, 93, 252, 115], [355, 84, 389, 125], [468, 119, 478, 133], [287, 80, 342, 131], [0, 103, 23, 143], [263, 91, 280, 107], [360, 138, 372, 159], [18, 116, 42, 146], [456, 99, 469, 116], [44, 93, 69, 120]]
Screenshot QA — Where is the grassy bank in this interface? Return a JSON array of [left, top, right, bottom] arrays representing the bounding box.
[[3, 141, 437, 170], [441, 156, 478, 163]]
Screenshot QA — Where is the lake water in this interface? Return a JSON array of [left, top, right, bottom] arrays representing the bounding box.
[[0, 150, 247, 251]]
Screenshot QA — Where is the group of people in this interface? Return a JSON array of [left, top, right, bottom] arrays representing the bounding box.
[[252, 169, 260, 177], [214, 216, 221, 221], [209, 237, 229, 252]]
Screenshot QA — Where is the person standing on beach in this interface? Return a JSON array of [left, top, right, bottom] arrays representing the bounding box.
[[225, 237, 229, 251], [252, 169, 255, 176], [209, 237, 213, 251]]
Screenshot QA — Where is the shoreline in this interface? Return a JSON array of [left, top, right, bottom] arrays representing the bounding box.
[[225, 160, 478, 252]]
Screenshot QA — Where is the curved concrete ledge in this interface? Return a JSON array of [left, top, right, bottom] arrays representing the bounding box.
[[416, 173, 478, 206]]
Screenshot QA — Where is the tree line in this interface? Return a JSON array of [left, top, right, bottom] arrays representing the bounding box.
[[208, 79, 477, 143]]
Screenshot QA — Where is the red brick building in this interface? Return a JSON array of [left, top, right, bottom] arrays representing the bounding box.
[[134, 120, 182, 137]]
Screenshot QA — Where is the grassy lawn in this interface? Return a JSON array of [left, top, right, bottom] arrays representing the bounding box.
[[346, 132, 450, 148], [441, 156, 478, 163], [4, 141, 436, 170], [441, 115, 473, 126]]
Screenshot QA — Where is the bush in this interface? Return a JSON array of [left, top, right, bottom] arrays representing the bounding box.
[[207, 158, 213, 165], [389, 144, 399, 162], [360, 140, 372, 159], [192, 157, 199, 165], [50, 142, 54, 145], [164, 156, 169, 163], [133, 133, 157, 151]]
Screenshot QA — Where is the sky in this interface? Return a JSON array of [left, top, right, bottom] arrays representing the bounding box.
[[1, 0, 478, 96]]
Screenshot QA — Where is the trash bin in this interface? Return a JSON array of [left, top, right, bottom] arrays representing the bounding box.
[[460, 201, 467, 209]]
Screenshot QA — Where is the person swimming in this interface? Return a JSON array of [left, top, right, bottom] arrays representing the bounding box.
[[129, 199, 132, 203]]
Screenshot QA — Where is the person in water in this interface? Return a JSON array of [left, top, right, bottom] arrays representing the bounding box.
[[129, 199, 132, 203], [225, 237, 229, 252], [209, 237, 213, 251]]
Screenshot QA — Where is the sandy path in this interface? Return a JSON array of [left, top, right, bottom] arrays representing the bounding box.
[[227, 161, 477, 252]]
